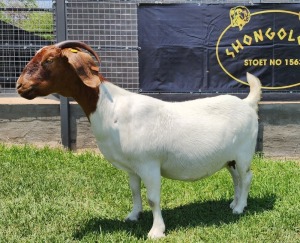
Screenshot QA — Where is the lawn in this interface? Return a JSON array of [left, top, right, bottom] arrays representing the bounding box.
[[0, 144, 299, 242]]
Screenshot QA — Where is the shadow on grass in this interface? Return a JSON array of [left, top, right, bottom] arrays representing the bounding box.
[[73, 194, 276, 240]]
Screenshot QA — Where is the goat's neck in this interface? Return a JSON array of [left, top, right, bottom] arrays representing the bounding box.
[[71, 82, 100, 120]]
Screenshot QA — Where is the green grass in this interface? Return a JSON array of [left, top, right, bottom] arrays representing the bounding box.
[[0, 144, 299, 242]]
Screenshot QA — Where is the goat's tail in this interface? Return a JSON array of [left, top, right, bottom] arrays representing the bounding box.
[[243, 72, 262, 112]]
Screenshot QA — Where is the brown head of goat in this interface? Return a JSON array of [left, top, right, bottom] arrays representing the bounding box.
[[17, 41, 105, 117]]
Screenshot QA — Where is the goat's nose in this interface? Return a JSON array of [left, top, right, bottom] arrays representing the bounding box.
[[16, 83, 22, 89]]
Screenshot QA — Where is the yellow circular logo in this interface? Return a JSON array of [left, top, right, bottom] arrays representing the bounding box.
[[216, 6, 300, 90]]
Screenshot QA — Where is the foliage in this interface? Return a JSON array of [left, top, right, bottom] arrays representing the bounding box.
[[0, 0, 54, 40], [0, 144, 299, 242]]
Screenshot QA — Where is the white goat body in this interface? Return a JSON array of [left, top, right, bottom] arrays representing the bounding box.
[[89, 73, 261, 238], [92, 81, 257, 180]]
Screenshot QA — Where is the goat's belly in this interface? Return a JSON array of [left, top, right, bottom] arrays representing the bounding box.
[[160, 158, 227, 181]]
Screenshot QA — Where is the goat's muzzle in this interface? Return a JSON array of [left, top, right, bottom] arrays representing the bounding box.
[[16, 77, 37, 100]]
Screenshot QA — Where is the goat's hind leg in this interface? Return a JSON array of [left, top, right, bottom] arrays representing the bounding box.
[[232, 156, 253, 214], [125, 172, 143, 221], [227, 161, 240, 210]]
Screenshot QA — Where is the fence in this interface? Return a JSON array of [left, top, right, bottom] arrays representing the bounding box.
[[0, 0, 54, 93], [65, 0, 139, 91]]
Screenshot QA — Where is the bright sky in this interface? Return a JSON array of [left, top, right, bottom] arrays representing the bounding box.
[[37, 0, 52, 8]]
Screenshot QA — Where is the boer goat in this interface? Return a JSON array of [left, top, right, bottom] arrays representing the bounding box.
[[17, 41, 261, 239]]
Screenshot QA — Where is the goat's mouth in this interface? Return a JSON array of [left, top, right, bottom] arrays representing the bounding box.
[[17, 86, 38, 100]]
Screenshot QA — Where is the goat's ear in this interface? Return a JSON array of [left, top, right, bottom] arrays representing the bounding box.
[[61, 48, 100, 88]]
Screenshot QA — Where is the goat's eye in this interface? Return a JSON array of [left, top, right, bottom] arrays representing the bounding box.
[[42, 58, 54, 67], [46, 58, 53, 64]]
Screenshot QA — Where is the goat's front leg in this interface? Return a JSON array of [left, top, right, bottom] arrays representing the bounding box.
[[125, 172, 143, 221], [141, 165, 165, 239]]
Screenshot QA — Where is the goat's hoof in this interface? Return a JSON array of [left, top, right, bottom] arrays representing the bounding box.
[[125, 211, 142, 222], [232, 206, 245, 215], [125, 216, 138, 222], [148, 230, 165, 239], [230, 200, 237, 209]]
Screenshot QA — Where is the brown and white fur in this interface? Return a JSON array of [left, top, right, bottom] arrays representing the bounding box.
[[17, 41, 261, 239]]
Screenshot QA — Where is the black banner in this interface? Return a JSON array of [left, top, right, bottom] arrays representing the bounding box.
[[138, 4, 300, 93]]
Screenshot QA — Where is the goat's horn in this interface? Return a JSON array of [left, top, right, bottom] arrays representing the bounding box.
[[55, 40, 101, 65]]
